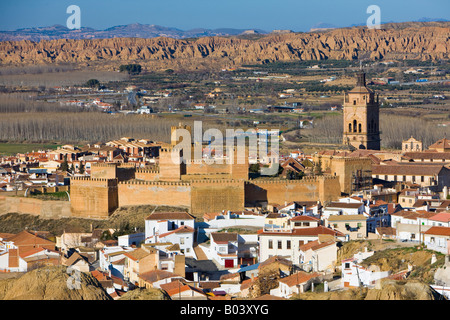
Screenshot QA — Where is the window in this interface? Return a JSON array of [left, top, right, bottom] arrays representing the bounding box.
[[180, 238, 185, 245], [180, 221, 184, 226], [345, 263, 350, 269], [353, 120, 357, 132], [421, 176, 424, 182], [358, 123, 362, 133], [278, 241, 282, 249], [287, 240, 291, 250], [303, 222, 310, 227], [268, 240, 273, 249], [333, 224, 338, 228], [299, 240, 304, 246], [349, 123, 352, 132]]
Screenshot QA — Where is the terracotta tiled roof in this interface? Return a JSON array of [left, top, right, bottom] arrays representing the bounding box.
[[8, 249, 19, 268], [326, 202, 363, 209], [158, 225, 195, 238], [429, 212, 450, 223], [139, 270, 178, 284], [403, 152, 450, 160], [123, 248, 152, 261], [328, 214, 367, 221], [259, 256, 292, 269], [211, 232, 238, 244], [299, 240, 335, 252], [376, 227, 396, 236], [64, 251, 89, 266], [260, 226, 346, 237], [372, 164, 447, 176], [290, 215, 320, 222], [423, 226, 450, 237], [6, 230, 55, 252], [428, 138, 450, 150], [279, 271, 321, 287]]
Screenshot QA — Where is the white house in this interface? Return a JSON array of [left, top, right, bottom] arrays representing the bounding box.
[[299, 240, 337, 272], [145, 212, 195, 240], [0, 247, 60, 272], [341, 257, 390, 288], [144, 212, 196, 257], [322, 201, 365, 221], [209, 232, 239, 268], [118, 232, 145, 247], [147, 226, 195, 257], [423, 226, 450, 255], [258, 226, 346, 266], [0, 248, 27, 272], [270, 271, 322, 298], [421, 212, 450, 228], [99, 245, 134, 278]]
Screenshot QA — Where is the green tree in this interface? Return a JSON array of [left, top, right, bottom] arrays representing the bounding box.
[[60, 154, 69, 172], [314, 157, 323, 176], [119, 64, 142, 75], [85, 79, 100, 88], [79, 162, 85, 174]]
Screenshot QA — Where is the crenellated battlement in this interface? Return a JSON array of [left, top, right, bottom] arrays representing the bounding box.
[[118, 179, 190, 186], [135, 168, 160, 174], [245, 175, 334, 184], [91, 163, 118, 168], [70, 176, 118, 186]]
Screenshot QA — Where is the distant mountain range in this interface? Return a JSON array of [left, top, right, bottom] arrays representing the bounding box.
[[0, 18, 448, 42], [0, 23, 269, 42]]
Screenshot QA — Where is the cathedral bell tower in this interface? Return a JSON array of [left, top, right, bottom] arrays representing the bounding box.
[[343, 72, 380, 150]]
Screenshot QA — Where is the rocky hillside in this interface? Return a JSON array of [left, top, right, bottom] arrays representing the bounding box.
[[0, 266, 112, 300], [0, 23, 448, 71], [294, 278, 442, 300]]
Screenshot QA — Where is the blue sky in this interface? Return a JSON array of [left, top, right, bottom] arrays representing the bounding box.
[[0, 0, 448, 31]]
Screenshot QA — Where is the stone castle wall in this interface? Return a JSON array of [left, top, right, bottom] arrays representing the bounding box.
[[245, 175, 341, 206], [70, 177, 119, 219], [0, 195, 71, 218], [118, 180, 191, 209]]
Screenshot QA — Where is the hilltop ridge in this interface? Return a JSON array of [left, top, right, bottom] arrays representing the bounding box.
[[0, 22, 448, 71]]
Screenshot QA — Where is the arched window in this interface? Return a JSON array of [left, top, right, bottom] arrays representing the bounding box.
[[358, 123, 362, 133], [349, 123, 352, 132], [353, 120, 357, 132], [353, 100, 356, 105]]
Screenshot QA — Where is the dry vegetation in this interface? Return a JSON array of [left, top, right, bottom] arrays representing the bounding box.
[[303, 112, 450, 149], [0, 66, 128, 87], [0, 112, 181, 143]]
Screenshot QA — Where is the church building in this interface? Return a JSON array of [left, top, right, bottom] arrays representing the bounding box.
[[343, 72, 381, 150]]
